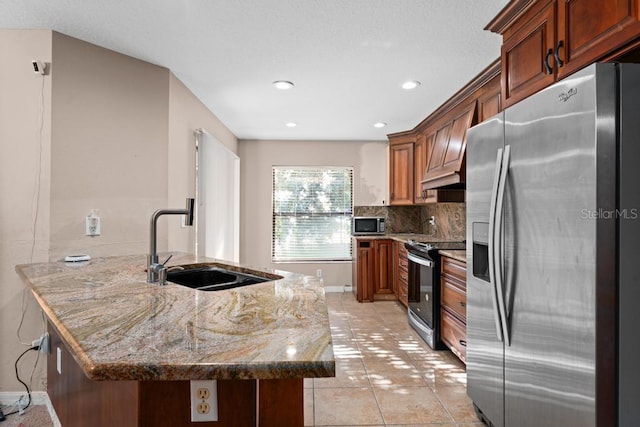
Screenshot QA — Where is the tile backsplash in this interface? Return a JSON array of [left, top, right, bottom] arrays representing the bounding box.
[[354, 203, 466, 241]]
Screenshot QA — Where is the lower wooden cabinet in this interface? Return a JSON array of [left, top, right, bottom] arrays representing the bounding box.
[[441, 309, 467, 362], [373, 239, 395, 300], [353, 238, 374, 302], [394, 241, 409, 307], [440, 256, 467, 363], [47, 323, 302, 427], [353, 238, 394, 302]]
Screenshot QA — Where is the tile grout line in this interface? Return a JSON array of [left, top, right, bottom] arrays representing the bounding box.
[[318, 292, 478, 426]]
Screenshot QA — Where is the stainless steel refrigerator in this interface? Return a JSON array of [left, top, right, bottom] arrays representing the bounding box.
[[466, 63, 640, 427]]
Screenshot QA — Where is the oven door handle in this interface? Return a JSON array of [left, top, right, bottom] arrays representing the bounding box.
[[407, 252, 434, 267]]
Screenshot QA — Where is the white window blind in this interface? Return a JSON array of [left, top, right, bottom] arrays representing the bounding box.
[[272, 167, 353, 262]]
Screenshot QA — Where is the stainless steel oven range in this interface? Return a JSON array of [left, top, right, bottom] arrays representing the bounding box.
[[405, 240, 465, 349]]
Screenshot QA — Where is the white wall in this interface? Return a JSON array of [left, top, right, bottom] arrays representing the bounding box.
[[239, 139, 387, 286]]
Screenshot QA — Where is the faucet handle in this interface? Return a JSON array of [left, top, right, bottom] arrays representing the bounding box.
[[184, 198, 195, 226], [161, 254, 173, 266]]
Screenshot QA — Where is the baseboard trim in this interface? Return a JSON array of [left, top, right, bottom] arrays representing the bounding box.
[[324, 285, 352, 293], [0, 391, 61, 427]]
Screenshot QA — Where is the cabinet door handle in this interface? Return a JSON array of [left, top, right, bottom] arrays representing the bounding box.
[[459, 301, 466, 308], [459, 340, 467, 347], [544, 48, 553, 74], [554, 40, 564, 68]]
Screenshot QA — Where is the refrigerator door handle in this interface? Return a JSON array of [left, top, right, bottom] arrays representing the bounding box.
[[494, 144, 511, 346], [488, 148, 504, 342]]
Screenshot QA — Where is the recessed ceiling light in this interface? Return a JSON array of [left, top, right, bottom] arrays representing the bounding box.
[[401, 80, 421, 90], [373, 122, 387, 128], [273, 80, 294, 90], [286, 122, 297, 128]]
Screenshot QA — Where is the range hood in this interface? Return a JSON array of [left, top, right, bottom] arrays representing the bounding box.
[[421, 100, 477, 190]]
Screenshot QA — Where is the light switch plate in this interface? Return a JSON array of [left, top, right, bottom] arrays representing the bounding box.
[[56, 347, 62, 374], [85, 215, 100, 236]]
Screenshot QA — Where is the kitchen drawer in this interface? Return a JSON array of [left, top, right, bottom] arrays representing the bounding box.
[[441, 278, 466, 321], [441, 257, 466, 283], [441, 309, 467, 363], [398, 268, 408, 284], [398, 271, 408, 306], [398, 279, 408, 307], [398, 254, 408, 270], [396, 243, 409, 307]]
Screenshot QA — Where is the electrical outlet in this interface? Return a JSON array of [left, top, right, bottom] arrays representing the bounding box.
[[197, 388, 210, 400], [197, 402, 210, 414], [190, 380, 217, 422], [31, 333, 50, 354]]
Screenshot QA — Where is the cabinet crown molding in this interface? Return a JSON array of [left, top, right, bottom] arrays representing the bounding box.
[[485, 0, 550, 34], [387, 58, 500, 139]]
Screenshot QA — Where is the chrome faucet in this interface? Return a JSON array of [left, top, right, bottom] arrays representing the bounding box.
[[147, 198, 195, 283]]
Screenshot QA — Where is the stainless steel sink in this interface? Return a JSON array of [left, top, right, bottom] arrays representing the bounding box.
[[166, 266, 272, 291]]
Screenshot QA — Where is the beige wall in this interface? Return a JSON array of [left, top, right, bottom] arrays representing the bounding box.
[[49, 32, 171, 260], [0, 30, 237, 392], [0, 29, 53, 393], [238, 139, 387, 286]]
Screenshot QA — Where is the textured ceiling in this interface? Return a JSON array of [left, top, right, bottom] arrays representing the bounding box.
[[1, 0, 509, 141]]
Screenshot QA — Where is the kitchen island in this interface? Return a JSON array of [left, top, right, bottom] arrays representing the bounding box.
[[16, 253, 335, 427]]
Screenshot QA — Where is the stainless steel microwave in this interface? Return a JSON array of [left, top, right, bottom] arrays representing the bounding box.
[[352, 217, 386, 235]]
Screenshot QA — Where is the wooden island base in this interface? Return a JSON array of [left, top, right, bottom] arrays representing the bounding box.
[[47, 324, 303, 427]]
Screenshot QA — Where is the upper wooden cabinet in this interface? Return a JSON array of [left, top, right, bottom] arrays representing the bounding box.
[[421, 100, 477, 190], [500, 1, 557, 107], [388, 59, 500, 203], [557, 0, 640, 79], [389, 136, 414, 206], [389, 131, 466, 205], [413, 133, 429, 203], [477, 72, 502, 122], [490, 0, 640, 107]]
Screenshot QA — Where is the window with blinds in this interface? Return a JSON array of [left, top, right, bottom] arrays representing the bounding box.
[[272, 167, 353, 262]]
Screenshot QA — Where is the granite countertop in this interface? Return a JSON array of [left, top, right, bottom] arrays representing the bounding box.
[[15, 253, 335, 382], [438, 249, 467, 263], [355, 233, 459, 243]]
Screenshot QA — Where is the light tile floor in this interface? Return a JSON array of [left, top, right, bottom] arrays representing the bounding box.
[[304, 292, 483, 427]]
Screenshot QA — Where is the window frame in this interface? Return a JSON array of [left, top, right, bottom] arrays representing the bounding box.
[[271, 166, 354, 263]]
